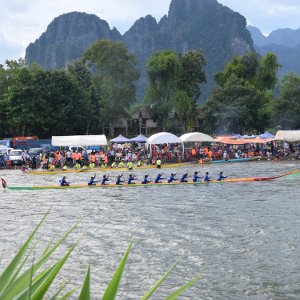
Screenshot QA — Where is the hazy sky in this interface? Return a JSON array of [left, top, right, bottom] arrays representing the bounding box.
[[1, 0, 300, 64]]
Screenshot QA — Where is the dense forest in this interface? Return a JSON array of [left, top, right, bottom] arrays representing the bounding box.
[[0, 40, 300, 138]]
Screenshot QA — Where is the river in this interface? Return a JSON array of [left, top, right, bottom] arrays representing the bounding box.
[[0, 161, 299, 299]]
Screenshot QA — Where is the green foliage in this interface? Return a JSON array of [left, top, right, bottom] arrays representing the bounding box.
[[203, 52, 280, 134], [0, 215, 200, 299], [145, 50, 206, 133], [272, 72, 300, 129], [0, 40, 140, 138], [0, 59, 101, 138], [202, 83, 266, 134], [145, 50, 179, 131], [78, 265, 91, 300], [173, 90, 192, 133], [177, 51, 207, 102], [256, 52, 281, 90], [82, 40, 140, 136]]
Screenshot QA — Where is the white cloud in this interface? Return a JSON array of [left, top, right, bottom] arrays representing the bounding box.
[[0, 0, 300, 63], [0, 33, 23, 63], [219, 0, 300, 33]]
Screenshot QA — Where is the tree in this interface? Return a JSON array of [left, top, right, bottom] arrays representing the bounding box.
[[145, 50, 179, 131], [202, 79, 266, 134], [145, 50, 206, 132], [256, 53, 280, 91], [215, 52, 259, 87], [4, 60, 37, 136], [272, 73, 300, 129], [82, 40, 140, 137], [177, 51, 206, 102], [202, 52, 280, 134], [172, 90, 192, 133], [66, 61, 96, 134]]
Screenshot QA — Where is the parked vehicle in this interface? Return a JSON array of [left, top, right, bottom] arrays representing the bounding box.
[[28, 148, 43, 158], [9, 150, 23, 166], [0, 146, 14, 155]]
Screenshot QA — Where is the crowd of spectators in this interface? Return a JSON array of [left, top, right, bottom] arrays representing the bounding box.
[[0, 141, 299, 170]]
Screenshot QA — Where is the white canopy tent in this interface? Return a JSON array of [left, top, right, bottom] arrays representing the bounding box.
[[147, 132, 182, 145], [275, 130, 300, 142], [147, 132, 183, 155], [180, 132, 215, 143], [51, 135, 107, 147]]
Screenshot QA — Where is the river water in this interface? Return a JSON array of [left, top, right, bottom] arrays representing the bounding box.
[[0, 161, 300, 299]]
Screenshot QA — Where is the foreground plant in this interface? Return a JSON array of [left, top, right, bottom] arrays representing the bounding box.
[[0, 214, 200, 299]]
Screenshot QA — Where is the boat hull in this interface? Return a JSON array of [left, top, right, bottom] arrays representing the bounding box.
[[5, 170, 299, 190], [23, 162, 195, 175], [201, 157, 259, 164]]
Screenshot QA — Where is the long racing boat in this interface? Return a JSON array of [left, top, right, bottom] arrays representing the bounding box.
[[22, 162, 195, 176], [3, 170, 298, 191], [200, 157, 260, 164]]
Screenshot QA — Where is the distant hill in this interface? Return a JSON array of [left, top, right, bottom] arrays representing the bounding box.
[[26, 0, 254, 101], [248, 25, 300, 48], [26, 12, 121, 69], [248, 25, 300, 78]]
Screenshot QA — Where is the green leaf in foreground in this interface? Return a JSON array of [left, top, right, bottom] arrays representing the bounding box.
[[78, 264, 91, 300], [0, 212, 48, 295], [102, 241, 133, 300], [164, 275, 201, 300], [141, 256, 182, 300], [0, 223, 78, 300]]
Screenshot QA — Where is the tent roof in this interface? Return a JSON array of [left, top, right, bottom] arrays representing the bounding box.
[[130, 134, 147, 143], [232, 134, 242, 139], [52, 135, 107, 146], [275, 130, 300, 142], [215, 136, 274, 144], [147, 132, 182, 145], [215, 136, 246, 145], [259, 131, 275, 139], [110, 134, 130, 143], [180, 132, 214, 143]]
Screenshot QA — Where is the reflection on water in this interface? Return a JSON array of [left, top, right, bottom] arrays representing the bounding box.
[[1, 161, 300, 299]]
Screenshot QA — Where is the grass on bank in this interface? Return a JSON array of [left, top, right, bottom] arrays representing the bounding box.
[[0, 213, 200, 299]]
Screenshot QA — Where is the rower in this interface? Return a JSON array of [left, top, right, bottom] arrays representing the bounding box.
[[89, 162, 95, 169], [141, 174, 151, 184], [154, 173, 164, 183], [101, 162, 107, 169], [74, 163, 81, 170], [204, 172, 211, 183], [168, 173, 177, 183], [193, 171, 201, 182], [111, 161, 117, 168], [116, 174, 124, 185], [101, 174, 110, 185], [49, 164, 55, 171], [217, 171, 227, 181], [127, 161, 133, 170], [156, 159, 162, 169], [180, 172, 189, 183], [128, 174, 136, 184], [62, 165, 68, 171], [118, 161, 125, 168], [59, 176, 70, 186], [88, 175, 99, 186], [137, 160, 143, 167]]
